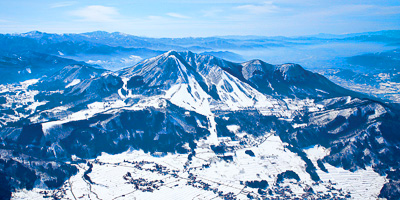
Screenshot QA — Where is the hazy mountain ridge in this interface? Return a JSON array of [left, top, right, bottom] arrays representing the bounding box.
[[317, 48, 400, 103], [0, 51, 89, 84], [15, 29, 400, 49]]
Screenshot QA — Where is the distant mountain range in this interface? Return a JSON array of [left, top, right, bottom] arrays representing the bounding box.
[[0, 29, 399, 79], [11, 29, 400, 48]]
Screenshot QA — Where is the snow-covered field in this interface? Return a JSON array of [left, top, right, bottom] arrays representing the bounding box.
[[304, 145, 386, 200], [13, 131, 385, 199], [0, 79, 42, 127], [324, 73, 400, 103]]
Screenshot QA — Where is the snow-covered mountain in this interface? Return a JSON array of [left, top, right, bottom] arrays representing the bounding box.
[[0, 51, 88, 84], [1, 51, 400, 199]]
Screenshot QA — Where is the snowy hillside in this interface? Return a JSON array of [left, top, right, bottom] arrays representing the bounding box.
[[0, 51, 399, 200]]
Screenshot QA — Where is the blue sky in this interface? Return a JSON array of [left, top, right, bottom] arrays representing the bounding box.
[[0, 0, 399, 37]]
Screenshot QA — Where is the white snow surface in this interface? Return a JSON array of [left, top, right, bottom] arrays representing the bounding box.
[[12, 134, 385, 199], [65, 79, 81, 88], [304, 145, 385, 200]]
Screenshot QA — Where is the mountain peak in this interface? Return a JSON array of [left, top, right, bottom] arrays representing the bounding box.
[[117, 51, 362, 100], [241, 59, 274, 80], [82, 31, 111, 37], [246, 59, 265, 64], [279, 63, 303, 70], [21, 30, 46, 37], [119, 50, 197, 93], [275, 63, 308, 82], [164, 50, 180, 57]]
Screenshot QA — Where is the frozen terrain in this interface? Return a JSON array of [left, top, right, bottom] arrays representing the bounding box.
[[1, 51, 399, 200]]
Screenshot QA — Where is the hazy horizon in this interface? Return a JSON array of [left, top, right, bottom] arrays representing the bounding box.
[[2, 29, 400, 39], [1, 0, 399, 38]]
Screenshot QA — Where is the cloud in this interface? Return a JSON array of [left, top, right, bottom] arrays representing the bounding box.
[[295, 4, 400, 20], [0, 19, 11, 23], [50, 1, 76, 8], [70, 5, 119, 22], [365, 5, 400, 16], [202, 8, 224, 17], [166, 12, 191, 19], [235, 1, 279, 14]]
